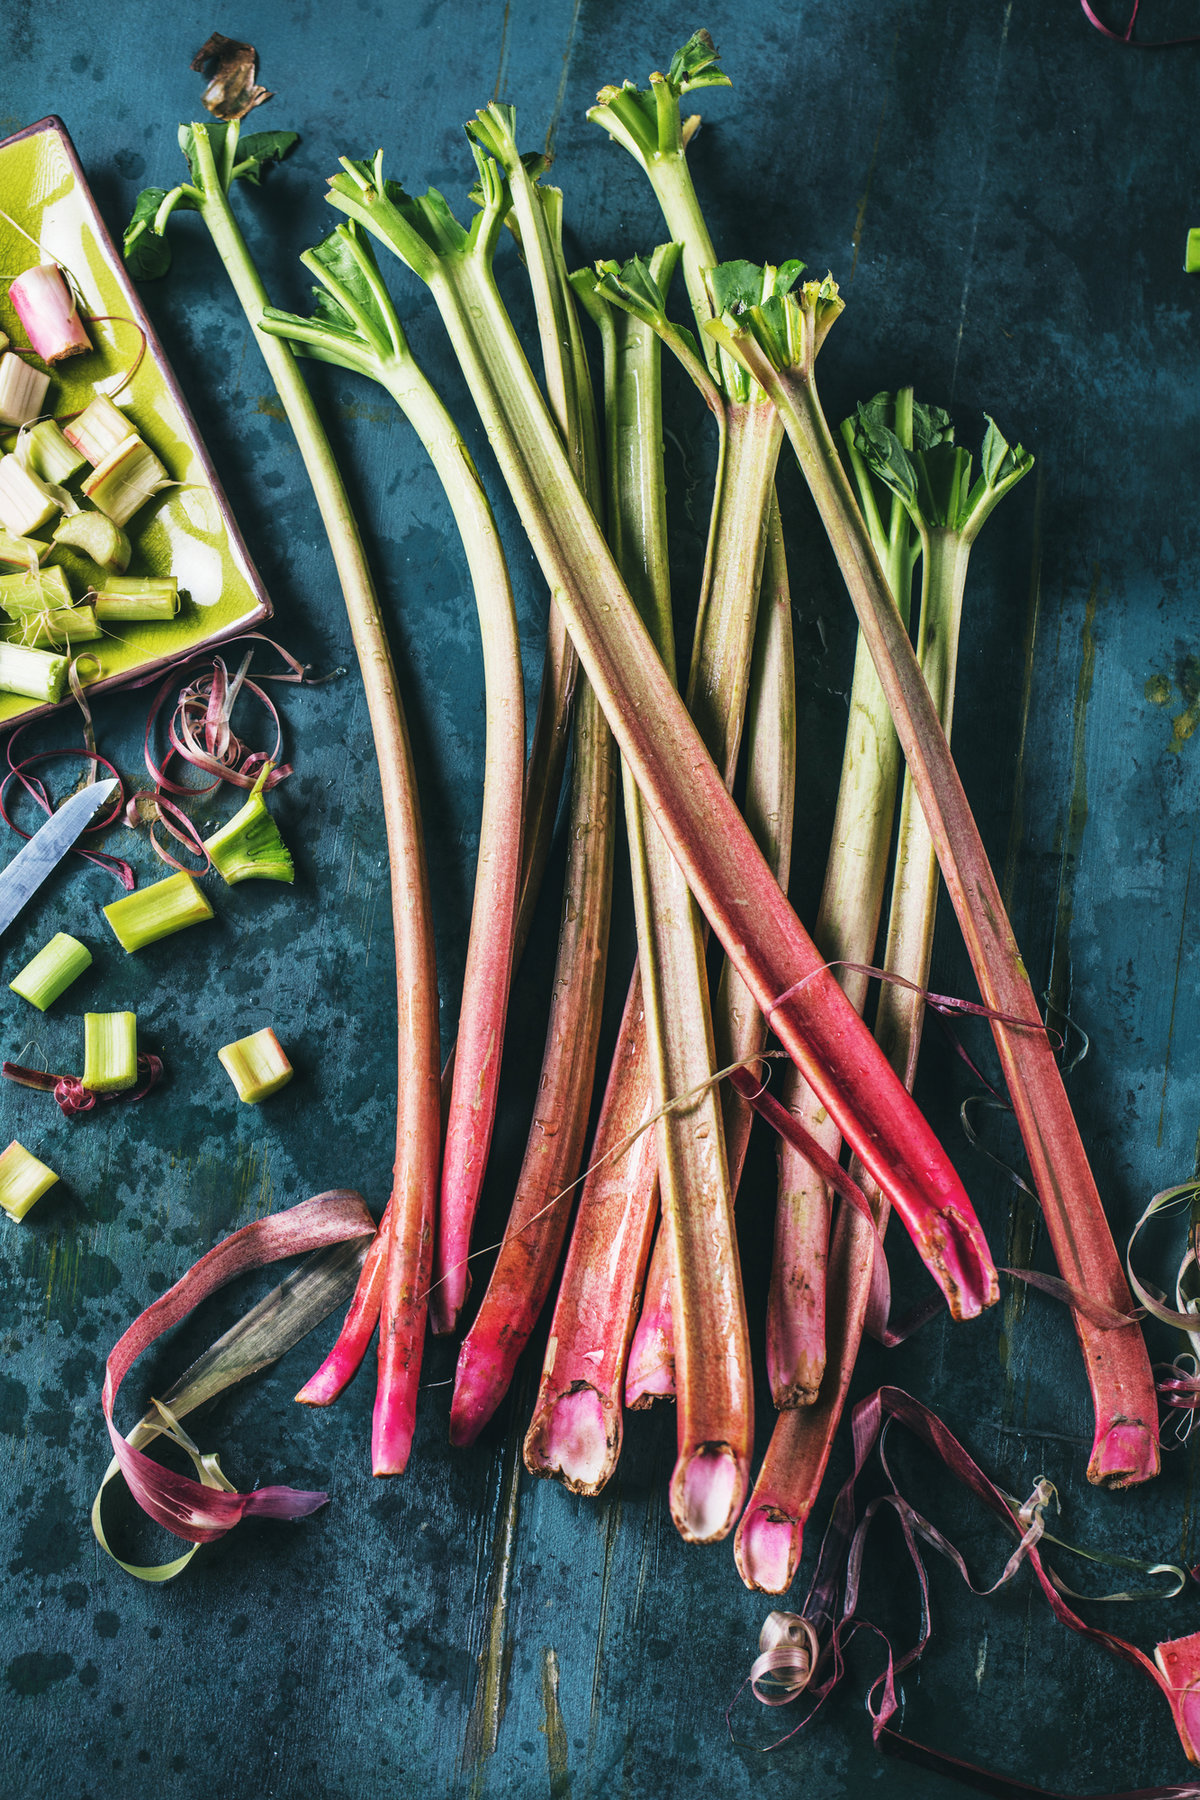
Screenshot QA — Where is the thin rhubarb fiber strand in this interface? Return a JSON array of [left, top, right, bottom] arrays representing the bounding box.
[[331, 160, 998, 1329], [767, 409, 916, 1409], [626, 495, 795, 1408], [716, 319, 1156, 1488], [102, 1192, 375, 1543], [189, 124, 441, 1480], [449, 172, 615, 1434]]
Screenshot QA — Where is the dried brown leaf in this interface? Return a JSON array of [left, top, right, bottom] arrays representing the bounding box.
[[190, 33, 272, 122]]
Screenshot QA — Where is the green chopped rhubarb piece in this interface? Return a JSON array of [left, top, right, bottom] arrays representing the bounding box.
[[62, 394, 130, 466], [0, 353, 50, 429], [103, 870, 214, 952], [203, 765, 293, 884], [10, 932, 93, 1010], [81, 434, 168, 526], [0, 1141, 58, 1221], [0, 564, 72, 616], [22, 418, 87, 484], [0, 640, 68, 702], [0, 531, 49, 572], [0, 455, 58, 535], [82, 1011, 137, 1093], [218, 1027, 293, 1103], [51, 509, 131, 573], [93, 575, 179, 621], [1187, 228, 1200, 274], [20, 603, 102, 648]]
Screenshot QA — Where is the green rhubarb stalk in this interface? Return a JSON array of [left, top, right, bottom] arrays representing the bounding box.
[[765, 389, 926, 1409], [126, 120, 441, 1476], [259, 217, 526, 1344], [218, 1027, 294, 1102], [711, 289, 1158, 1487], [326, 144, 1000, 1334], [450, 176, 617, 1444], [627, 496, 797, 1409], [104, 870, 214, 951], [203, 763, 294, 884]]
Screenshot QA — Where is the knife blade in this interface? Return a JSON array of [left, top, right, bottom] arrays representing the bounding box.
[[0, 778, 119, 939]]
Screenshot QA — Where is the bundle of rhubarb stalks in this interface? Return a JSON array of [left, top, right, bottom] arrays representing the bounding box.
[[126, 31, 1159, 1593]]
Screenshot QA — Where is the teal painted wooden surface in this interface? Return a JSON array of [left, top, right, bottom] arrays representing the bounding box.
[[2, 3, 1200, 1794]]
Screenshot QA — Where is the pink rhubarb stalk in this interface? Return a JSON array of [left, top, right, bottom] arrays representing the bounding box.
[[9, 264, 92, 362], [449, 681, 615, 1442], [329, 151, 1000, 1342], [523, 978, 658, 1490], [710, 288, 1158, 1489]]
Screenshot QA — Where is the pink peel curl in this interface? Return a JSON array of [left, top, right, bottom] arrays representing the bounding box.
[[103, 1190, 375, 1544]]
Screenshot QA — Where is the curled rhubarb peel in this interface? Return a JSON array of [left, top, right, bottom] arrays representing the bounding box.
[[710, 291, 1157, 1489], [102, 1192, 375, 1545]]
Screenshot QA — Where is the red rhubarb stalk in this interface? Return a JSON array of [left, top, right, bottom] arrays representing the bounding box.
[[449, 681, 615, 1442], [626, 496, 796, 1407], [523, 978, 658, 1489], [766, 391, 921, 1408], [328, 150, 1000, 1326], [180, 124, 442, 1481], [712, 286, 1158, 1489]]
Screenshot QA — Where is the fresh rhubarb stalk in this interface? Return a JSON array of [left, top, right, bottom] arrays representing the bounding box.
[[602, 251, 752, 1541], [296, 1195, 394, 1406], [627, 498, 797, 1407], [259, 218, 525, 1345], [713, 287, 1157, 1488], [20, 605, 102, 649], [129, 120, 441, 1478], [523, 977, 658, 1490], [0, 639, 67, 703], [448, 171, 615, 1439], [765, 390, 926, 1409], [9, 264, 91, 362], [329, 145, 999, 1325], [0, 565, 73, 616], [451, 682, 615, 1442]]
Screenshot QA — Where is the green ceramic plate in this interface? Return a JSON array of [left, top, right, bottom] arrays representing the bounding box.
[[0, 115, 272, 731]]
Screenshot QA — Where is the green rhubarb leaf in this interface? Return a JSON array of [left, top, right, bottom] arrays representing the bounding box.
[[232, 130, 300, 184], [665, 28, 731, 94], [122, 186, 198, 280]]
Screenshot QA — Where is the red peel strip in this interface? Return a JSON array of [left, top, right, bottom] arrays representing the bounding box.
[[1080, 0, 1200, 47], [737, 1385, 1200, 1778], [103, 1190, 375, 1543]]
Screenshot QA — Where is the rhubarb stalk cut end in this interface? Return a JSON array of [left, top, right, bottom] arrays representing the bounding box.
[[670, 1443, 746, 1544], [734, 1503, 802, 1594], [1155, 1635, 1200, 1764], [525, 1385, 613, 1493], [1087, 1418, 1161, 1489]]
